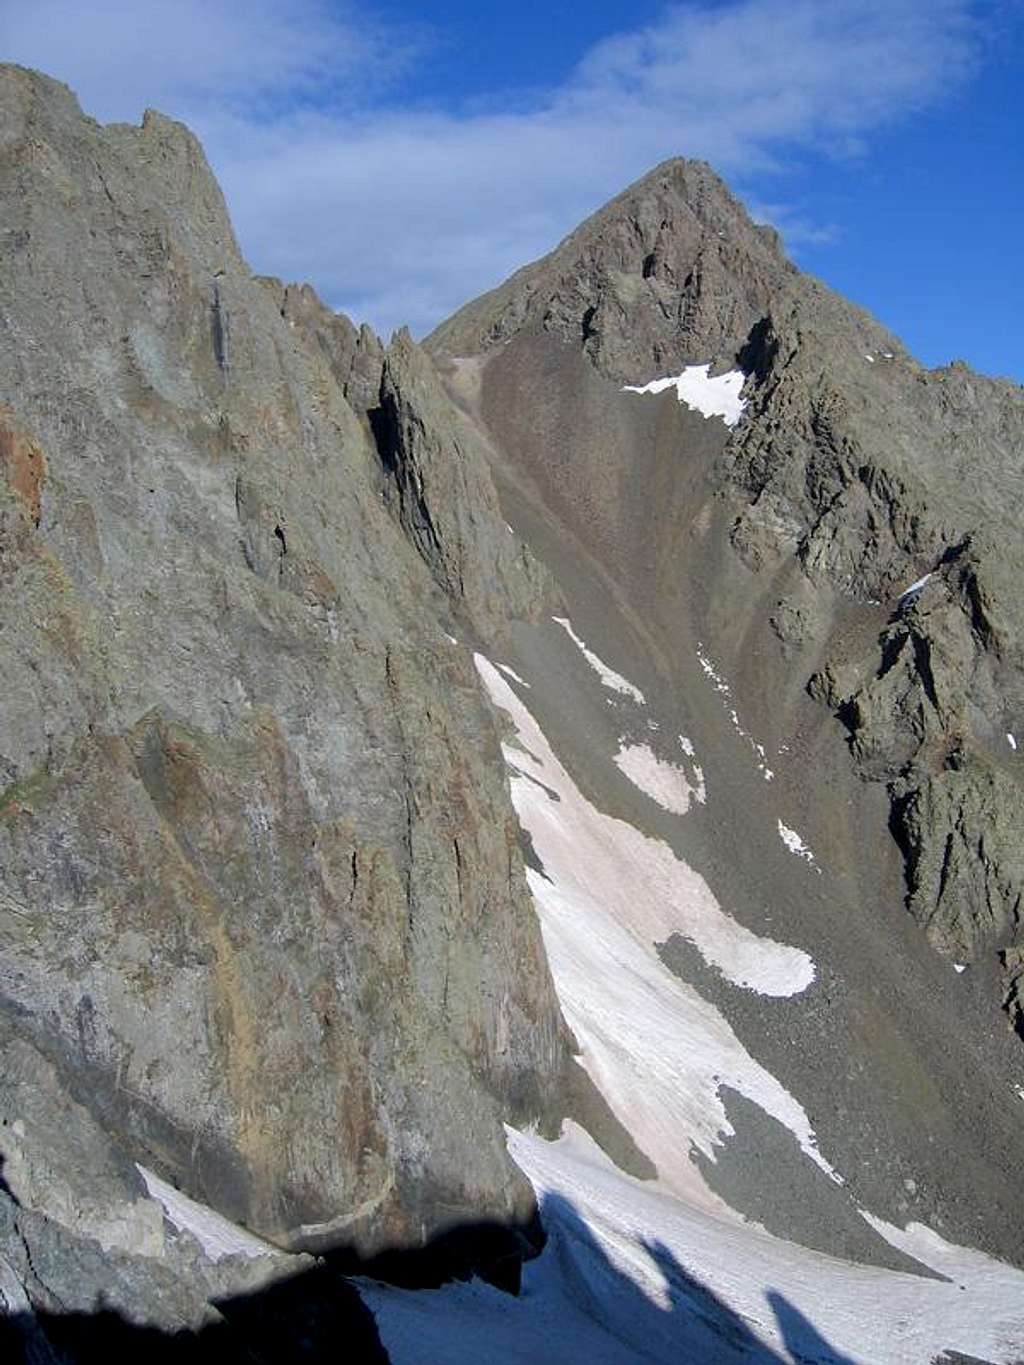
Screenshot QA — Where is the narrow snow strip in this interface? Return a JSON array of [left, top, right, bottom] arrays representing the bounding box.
[[623, 364, 747, 427], [899, 572, 932, 602], [552, 617, 646, 703], [697, 644, 774, 782], [865, 354, 876, 363], [137, 1166, 277, 1262], [1008, 733, 1017, 751], [496, 662, 530, 688], [614, 742, 705, 813], [366, 1127, 1024, 1365], [777, 821, 818, 870], [476, 655, 828, 1204]]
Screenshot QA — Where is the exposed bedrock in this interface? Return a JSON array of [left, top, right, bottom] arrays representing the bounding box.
[[0, 62, 574, 1326]]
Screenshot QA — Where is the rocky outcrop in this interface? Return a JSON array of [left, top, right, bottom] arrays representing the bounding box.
[[808, 553, 1024, 973], [0, 62, 572, 1329], [374, 328, 555, 635], [725, 306, 1024, 1012], [429, 158, 798, 381]]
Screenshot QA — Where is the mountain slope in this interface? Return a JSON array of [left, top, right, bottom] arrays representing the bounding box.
[[2, 66, 1024, 1364], [427, 154, 1024, 1041]]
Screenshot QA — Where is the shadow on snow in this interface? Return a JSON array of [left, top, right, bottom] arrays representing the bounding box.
[[2, 1168, 966, 1363]]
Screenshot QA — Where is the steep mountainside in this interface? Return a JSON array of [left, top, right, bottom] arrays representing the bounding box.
[[429, 155, 1024, 1036], [3, 66, 1024, 1365]]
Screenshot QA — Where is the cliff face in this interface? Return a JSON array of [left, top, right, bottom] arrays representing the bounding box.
[[0, 63, 572, 1321]]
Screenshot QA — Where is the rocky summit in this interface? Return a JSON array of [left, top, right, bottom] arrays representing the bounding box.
[[1, 65, 1023, 1365]]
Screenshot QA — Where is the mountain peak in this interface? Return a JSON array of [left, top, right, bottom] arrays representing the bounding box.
[[426, 156, 793, 379]]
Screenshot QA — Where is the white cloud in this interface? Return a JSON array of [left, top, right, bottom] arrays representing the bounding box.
[[4, 0, 978, 338], [2, 0, 410, 119]]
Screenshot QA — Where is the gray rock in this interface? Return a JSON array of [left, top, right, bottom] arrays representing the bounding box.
[[0, 62, 573, 1325], [375, 327, 558, 637], [428, 158, 799, 380]]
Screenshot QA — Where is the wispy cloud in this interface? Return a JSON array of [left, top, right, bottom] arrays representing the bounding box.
[[3, 0, 411, 117], [4, 0, 978, 337]]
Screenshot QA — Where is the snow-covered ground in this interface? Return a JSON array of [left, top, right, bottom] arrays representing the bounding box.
[[697, 643, 775, 780], [364, 1125, 1024, 1364], [475, 654, 824, 1204], [496, 661, 530, 688], [898, 571, 933, 602], [360, 651, 1024, 1364], [623, 364, 747, 427], [777, 821, 819, 870]]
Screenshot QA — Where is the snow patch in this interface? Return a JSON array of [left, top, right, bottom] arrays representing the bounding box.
[[1008, 733, 1017, 752], [954, 963, 967, 974], [613, 742, 705, 814], [697, 644, 774, 782], [865, 353, 876, 363], [367, 1126, 1024, 1365], [496, 662, 530, 688], [137, 1166, 276, 1263], [553, 617, 646, 704], [623, 364, 746, 428], [899, 571, 933, 602], [777, 821, 819, 871]]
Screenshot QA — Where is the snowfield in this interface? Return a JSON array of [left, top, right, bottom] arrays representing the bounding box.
[[364, 1125, 1024, 1364], [361, 653, 1024, 1364], [475, 654, 824, 1203]]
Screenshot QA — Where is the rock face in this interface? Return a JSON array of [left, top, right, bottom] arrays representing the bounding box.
[[429, 155, 1024, 1042], [0, 64, 572, 1333], [429, 159, 797, 381]]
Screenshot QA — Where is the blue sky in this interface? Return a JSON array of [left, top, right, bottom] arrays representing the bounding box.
[[4, 0, 1022, 380]]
